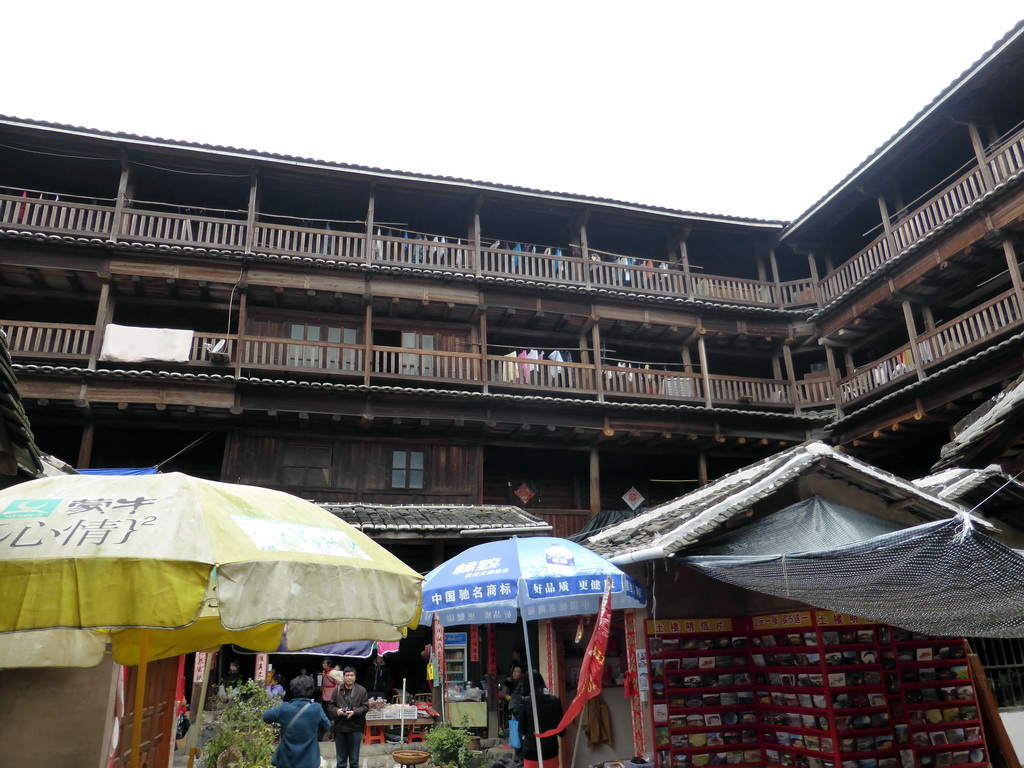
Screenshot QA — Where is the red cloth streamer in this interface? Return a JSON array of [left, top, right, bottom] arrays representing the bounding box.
[[536, 577, 613, 737]]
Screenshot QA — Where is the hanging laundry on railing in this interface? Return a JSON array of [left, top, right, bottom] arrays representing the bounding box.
[[501, 352, 518, 382], [547, 350, 564, 380]]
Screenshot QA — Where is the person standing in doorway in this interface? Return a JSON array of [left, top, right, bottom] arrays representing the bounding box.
[[366, 651, 393, 701], [329, 667, 368, 768], [320, 658, 339, 740]]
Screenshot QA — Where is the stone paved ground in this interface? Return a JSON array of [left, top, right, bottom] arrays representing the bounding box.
[[174, 736, 509, 768]]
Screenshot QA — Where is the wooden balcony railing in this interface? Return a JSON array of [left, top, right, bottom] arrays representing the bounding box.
[[837, 288, 1024, 405], [0, 190, 813, 309], [838, 345, 916, 404], [255, 223, 364, 260], [795, 376, 835, 408], [2, 320, 829, 410], [820, 123, 1024, 305], [1, 321, 94, 360], [691, 275, 776, 306], [601, 365, 702, 401], [0, 195, 113, 237], [708, 375, 792, 406], [916, 288, 1023, 365], [119, 209, 248, 250]]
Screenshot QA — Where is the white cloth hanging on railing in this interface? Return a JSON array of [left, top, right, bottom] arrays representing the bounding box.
[[100, 323, 194, 363]]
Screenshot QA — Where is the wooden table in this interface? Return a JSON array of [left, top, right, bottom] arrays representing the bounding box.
[[364, 716, 434, 745]]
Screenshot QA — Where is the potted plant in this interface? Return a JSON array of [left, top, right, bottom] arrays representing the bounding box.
[[201, 680, 278, 768], [423, 720, 473, 768]]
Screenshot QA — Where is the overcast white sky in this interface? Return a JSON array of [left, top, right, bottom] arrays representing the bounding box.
[[5, 3, 1022, 221]]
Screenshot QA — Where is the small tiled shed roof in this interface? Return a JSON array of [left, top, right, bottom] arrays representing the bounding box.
[[932, 371, 1024, 471], [914, 465, 1024, 526], [583, 441, 967, 561], [319, 503, 552, 538]]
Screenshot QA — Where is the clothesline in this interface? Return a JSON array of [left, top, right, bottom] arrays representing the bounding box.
[[602, 356, 698, 370]]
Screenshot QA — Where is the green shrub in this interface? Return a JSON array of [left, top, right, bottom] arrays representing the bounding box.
[[202, 680, 278, 768], [423, 720, 472, 768]]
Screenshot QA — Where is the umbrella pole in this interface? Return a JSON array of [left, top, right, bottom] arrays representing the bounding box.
[[186, 652, 213, 768], [521, 621, 545, 768], [401, 677, 407, 743], [129, 628, 150, 768]]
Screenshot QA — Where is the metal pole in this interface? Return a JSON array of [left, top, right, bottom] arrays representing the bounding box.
[[521, 621, 545, 768], [401, 678, 407, 744]]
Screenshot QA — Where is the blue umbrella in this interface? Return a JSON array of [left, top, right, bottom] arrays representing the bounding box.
[[420, 536, 646, 626], [420, 537, 646, 762]]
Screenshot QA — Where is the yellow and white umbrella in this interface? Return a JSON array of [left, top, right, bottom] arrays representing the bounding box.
[[0, 472, 422, 666], [0, 472, 423, 768]]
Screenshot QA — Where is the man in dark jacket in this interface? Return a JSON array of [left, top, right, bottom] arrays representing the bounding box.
[[328, 667, 369, 768], [512, 670, 565, 768], [263, 674, 330, 768], [366, 652, 393, 700]]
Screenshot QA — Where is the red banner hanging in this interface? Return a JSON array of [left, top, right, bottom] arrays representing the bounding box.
[[487, 625, 497, 675], [536, 576, 613, 737], [470, 625, 479, 662]]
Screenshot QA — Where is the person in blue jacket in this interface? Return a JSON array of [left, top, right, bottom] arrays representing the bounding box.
[[263, 674, 331, 768]]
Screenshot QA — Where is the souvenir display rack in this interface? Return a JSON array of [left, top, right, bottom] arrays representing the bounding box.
[[888, 631, 987, 768], [644, 615, 990, 768], [647, 618, 760, 768], [750, 611, 894, 768]]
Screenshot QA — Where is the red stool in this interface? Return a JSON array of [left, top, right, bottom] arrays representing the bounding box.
[[406, 725, 426, 743], [364, 724, 386, 745]]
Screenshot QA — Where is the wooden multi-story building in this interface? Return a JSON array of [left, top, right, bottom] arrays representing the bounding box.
[[4, 21, 1024, 533]]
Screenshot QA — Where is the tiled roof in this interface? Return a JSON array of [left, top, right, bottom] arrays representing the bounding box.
[[0, 115, 787, 229], [931, 371, 1024, 470], [583, 441, 967, 560], [914, 466, 1024, 525], [783, 19, 1024, 239], [318, 503, 551, 536], [11, 364, 834, 423]]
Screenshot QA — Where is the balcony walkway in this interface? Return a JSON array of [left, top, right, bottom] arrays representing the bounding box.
[[0, 189, 816, 311]]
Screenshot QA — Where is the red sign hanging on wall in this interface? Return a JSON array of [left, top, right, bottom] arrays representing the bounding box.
[[487, 625, 497, 675], [470, 625, 479, 662]]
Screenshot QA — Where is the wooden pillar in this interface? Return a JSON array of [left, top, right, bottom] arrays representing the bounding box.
[[901, 300, 926, 381], [921, 305, 936, 332], [679, 235, 693, 295], [109, 154, 130, 244], [244, 168, 258, 254], [782, 344, 799, 411], [806, 250, 822, 307], [755, 245, 767, 282], [877, 196, 902, 261], [589, 445, 601, 516], [697, 334, 712, 407], [475, 443, 484, 505], [363, 303, 373, 386], [88, 280, 115, 368], [768, 247, 783, 307], [681, 345, 693, 373], [697, 448, 708, 487], [966, 122, 996, 191], [364, 183, 376, 264], [479, 311, 489, 394], [580, 219, 592, 288], [591, 320, 604, 403], [824, 346, 844, 418], [233, 290, 248, 378], [472, 195, 483, 275], [77, 421, 95, 470], [1003, 240, 1024, 308]]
